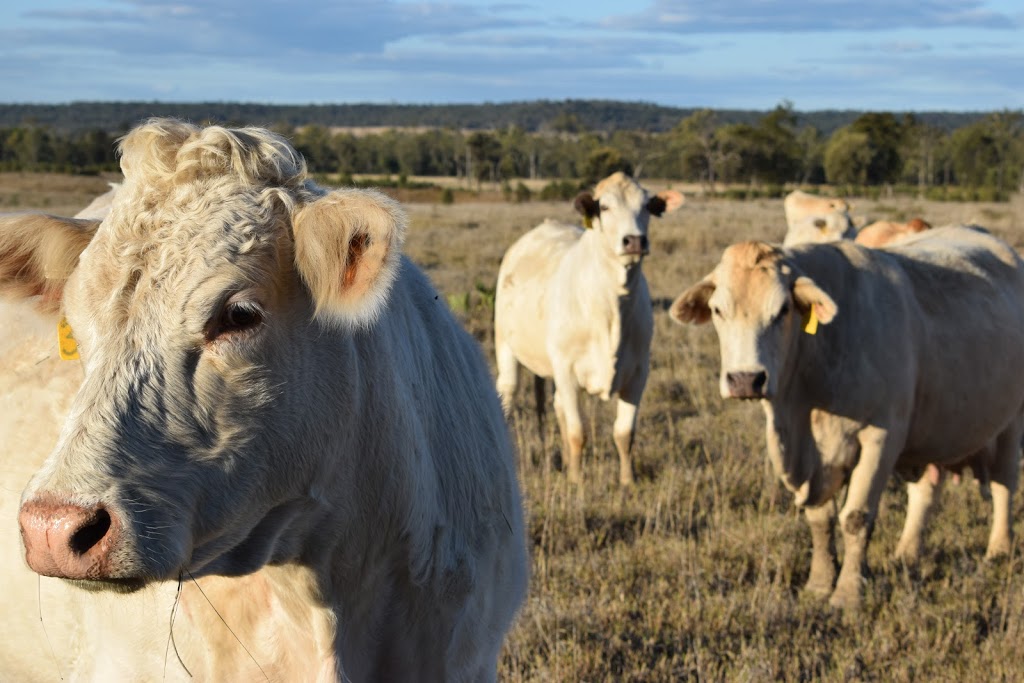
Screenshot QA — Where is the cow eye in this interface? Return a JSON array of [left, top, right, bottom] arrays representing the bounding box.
[[211, 300, 265, 340], [711, 306, 723, 318]]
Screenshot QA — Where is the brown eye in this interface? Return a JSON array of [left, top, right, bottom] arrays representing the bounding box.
[[213, 301, 265, 340]]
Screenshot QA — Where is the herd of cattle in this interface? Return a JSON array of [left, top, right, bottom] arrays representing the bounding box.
[[0, 118, 1020, 680]]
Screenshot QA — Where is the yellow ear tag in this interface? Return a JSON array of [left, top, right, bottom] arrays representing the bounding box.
[[582, 215, 593, 229], [802, 307, 819, 335], [58, 317, 80, 360]]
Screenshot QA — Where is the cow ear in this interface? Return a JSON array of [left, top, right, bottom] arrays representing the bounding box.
[[792, 276, 837, 325], [573, 192, 599, 220], [647, 190, 685, 217], [670, 278, 715, 325], [292, 188, 407, 327], [0, 213, 97, 314]]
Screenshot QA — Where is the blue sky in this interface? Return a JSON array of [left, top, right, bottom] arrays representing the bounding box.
[[1, 0, 1021, 111]]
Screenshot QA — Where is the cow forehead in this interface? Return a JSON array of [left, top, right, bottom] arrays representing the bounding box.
[[713, 242, 789, 314], [594, 172, 646, 209], [78, 178, 287, 312]]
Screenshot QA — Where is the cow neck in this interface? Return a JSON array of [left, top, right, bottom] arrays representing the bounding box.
[[760, 247, 866, 509]]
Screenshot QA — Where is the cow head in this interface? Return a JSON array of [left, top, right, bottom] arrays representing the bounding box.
[[573, 172, 684, 265], [669, 241, 837, 400], [782, 212, 856, 247], [5, 119, 406, 591]]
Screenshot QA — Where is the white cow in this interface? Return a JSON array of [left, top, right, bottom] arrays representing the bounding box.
[[782, 189, 855, 246], [494, 172, 683, 485], [0, 118, 527, 681], [670, 226, 1024, 608], [74, 182, 121, 220]]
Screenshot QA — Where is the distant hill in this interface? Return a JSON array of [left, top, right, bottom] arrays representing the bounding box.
[[0, 100, 993, 136]]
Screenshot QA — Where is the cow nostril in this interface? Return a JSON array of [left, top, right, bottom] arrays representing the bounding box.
[[69, 508, 111, 555], [622, 237, 631, 246], [752, 372, 767, 393]]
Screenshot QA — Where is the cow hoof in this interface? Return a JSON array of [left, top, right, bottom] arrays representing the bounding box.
[[893, 544, 921, 567], [984, 547, 1010, 563], [803, 578, 832, 598], [828, 588, 862, 610]]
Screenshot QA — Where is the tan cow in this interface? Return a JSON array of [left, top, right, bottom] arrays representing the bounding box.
[[670, 226, 1024, 608], [494, 173, 683, 485], [782, 189, 855, 246], [0, 118, 528, 681], [855, 217, 931, 248]]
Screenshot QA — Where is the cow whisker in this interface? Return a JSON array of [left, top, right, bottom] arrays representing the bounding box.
[[37, 575, 64, 681], [164, 574, 192, 680], [185, 569, 269, 681]]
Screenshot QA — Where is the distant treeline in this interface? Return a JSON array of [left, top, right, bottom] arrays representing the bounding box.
[[0, 102, 1021, 200], [0, 99, 992, 135]]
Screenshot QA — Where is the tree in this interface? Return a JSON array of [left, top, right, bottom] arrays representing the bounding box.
[[900, 118, 946, 192], [292, 125, 338, 173], [949, 120, 1001, 188], [848, 112, 905, 184], [824, 126, 874, 186], [671, 109, 723, 189], [795, 126, 826, 184], [583, 146, 633, 184], [466, 132, 502, 187]]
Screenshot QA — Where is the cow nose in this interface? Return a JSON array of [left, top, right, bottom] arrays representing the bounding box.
[[19, 499, 119, 580], [622, 235, 647, 255], [726, 371, 768, 399]]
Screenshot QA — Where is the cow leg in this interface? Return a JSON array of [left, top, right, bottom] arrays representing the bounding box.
[[985, 422, 1022, 560], [803, 502, 837, 597], [831, 426, 900, 609], [613, 375, 646, 486], [553, 381, 584, 485], [612, 399, 637, 486], [494, 342, 519, 416], [894, 465, 944, 565]]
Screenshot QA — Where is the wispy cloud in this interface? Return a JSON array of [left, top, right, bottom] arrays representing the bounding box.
[[605, 0, 1019, 33]]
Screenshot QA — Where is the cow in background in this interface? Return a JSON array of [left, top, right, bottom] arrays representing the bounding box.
[[783, 189, 856, 246], [856, 217, 932, 248], [670, 226, 1024, 608], [495, 172, 684, 485]]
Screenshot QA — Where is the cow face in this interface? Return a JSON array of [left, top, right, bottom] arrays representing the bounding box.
[[574, 172, 683, 265], [11, 120, 406, 591], [782, 212, 856, 247], [670, 241, 836, 400]]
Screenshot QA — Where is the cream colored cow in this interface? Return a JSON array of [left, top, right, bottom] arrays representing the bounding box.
[[494, 173, 683, 485], [856, 217, 931, 248], [74, 182, 121, 220], [671, 226, 1024, 608], [782, 189, 855, 246], [0, 119, 527, 681]]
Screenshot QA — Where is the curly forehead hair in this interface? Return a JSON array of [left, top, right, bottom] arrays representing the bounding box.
[[117, 118, 312, 194]]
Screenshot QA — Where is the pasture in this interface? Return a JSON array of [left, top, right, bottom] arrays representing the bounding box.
[[7, 172, 1024, 681]]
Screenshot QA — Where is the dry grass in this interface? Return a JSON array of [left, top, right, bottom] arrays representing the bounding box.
[[9, 173, 1024, 681]]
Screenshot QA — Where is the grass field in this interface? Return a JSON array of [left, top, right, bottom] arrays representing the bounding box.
[[8, 172, 1024, 681]]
